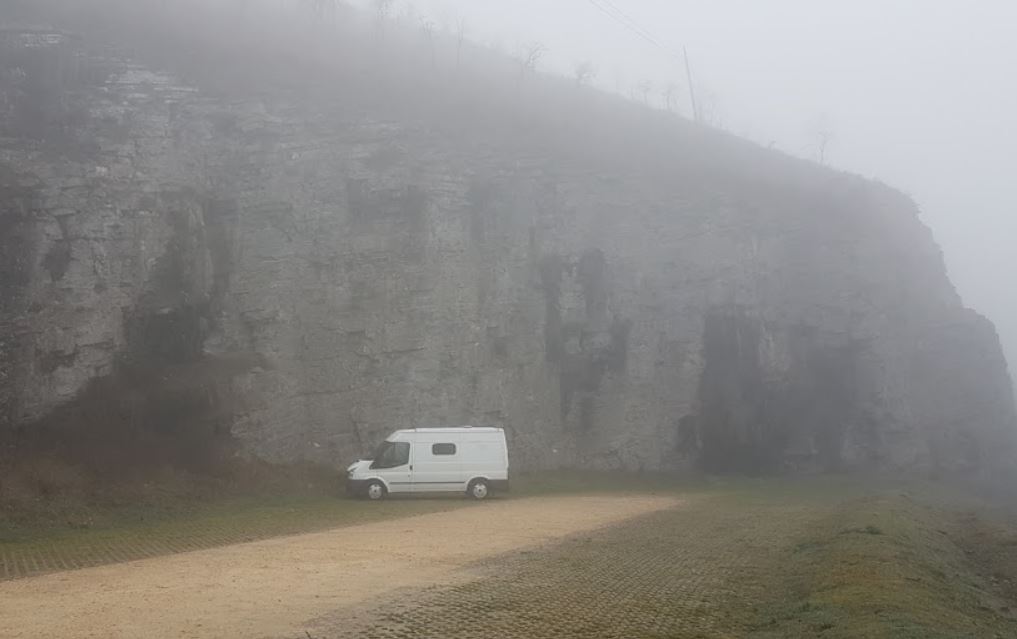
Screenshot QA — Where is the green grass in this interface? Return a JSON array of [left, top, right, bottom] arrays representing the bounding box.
[[745, 486, 1017, 638], [0, 493, 475, 579], [3, 469, 689, 539], [0, 470, 701, 580]]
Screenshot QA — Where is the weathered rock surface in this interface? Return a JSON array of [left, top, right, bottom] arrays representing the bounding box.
[[1, 2, 1014, 475]]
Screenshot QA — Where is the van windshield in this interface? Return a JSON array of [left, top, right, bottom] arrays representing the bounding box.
[[370, 441, 410, 469]]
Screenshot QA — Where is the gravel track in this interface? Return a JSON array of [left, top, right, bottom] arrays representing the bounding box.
[[301, 495, 836, 639]]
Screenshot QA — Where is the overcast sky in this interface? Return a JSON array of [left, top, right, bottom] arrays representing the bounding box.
[[352, 0, 1016, 378]]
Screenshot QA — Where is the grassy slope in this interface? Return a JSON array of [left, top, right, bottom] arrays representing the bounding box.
[[746, 484, 1017, 638]]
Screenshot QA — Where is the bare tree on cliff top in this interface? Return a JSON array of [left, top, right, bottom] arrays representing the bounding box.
[[662, 83, 680, 113], [518, 41, 547, 78], [810, 114, 836, 165], [455, 18, 467, 69], [420, 18, 436, 67], [574, 60, 597, 87], [637, 80, 653, 107], [374, 0, 394, 22], [309, 0, 336, 17]]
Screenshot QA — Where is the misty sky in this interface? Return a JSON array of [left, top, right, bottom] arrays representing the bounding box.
[[351, 0, 1016, 378]]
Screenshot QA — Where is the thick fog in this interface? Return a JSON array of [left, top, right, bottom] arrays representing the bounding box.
[[347, 0, 1017, 384]]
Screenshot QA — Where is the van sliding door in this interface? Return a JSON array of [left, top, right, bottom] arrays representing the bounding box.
[[412, 440, 463, 492]]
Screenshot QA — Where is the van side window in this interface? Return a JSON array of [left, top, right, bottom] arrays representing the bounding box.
[[372, 442, 410, 469], [432, 443, 457, 456]]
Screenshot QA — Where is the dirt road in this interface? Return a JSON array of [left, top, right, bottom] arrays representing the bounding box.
[[0, 495, 678, 639]]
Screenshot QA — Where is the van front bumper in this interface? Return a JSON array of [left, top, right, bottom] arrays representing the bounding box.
[[345, 477, 369, 496]]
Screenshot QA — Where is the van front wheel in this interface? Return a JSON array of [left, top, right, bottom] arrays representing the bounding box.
[[365, 480, 386, 501], [467, 479, 490, 500]]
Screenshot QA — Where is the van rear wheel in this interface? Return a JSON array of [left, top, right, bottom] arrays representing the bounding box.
[[365, 481, 386, 501], [467, 479, 490, 500]]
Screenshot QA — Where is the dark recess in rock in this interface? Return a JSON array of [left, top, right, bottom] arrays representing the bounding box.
[[1, 355, 259, 479], [697, 312, 768, 473], [577, 249, 608, 319], [697, 312, 867, 474], [0, 179, 39, 436], [41, 239, 72, 282], [539, 254, 565, 366]]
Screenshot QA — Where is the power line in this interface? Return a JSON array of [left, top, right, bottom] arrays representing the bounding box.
[[584, 0, 676, 59], [583, 0, 701, 121], [584, 0, 657, 47], [593, 0, 663, 47], [599, 0, 671, 49]]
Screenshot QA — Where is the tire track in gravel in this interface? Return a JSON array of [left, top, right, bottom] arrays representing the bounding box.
[[299, 494, 838, 639]]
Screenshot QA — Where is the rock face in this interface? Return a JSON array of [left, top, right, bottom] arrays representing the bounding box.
[[1, 4, 1015, 475]]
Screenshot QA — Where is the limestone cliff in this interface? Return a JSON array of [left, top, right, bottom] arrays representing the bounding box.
[[1, 1, 1014, 475]]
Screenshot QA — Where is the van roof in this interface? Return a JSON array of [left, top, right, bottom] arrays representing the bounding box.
[[392, 426, 504, 434]]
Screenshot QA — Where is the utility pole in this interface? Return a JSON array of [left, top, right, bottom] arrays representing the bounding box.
[[684, 46, 700, 123]]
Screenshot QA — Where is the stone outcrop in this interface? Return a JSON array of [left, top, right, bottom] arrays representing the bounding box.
[[1, 2, 1015, 475]]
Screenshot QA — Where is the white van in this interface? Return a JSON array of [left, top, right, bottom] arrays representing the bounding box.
[[345, 427, 509, 500]]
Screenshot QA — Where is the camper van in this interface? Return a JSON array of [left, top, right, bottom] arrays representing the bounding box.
[[345, 427, 509, 500]]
